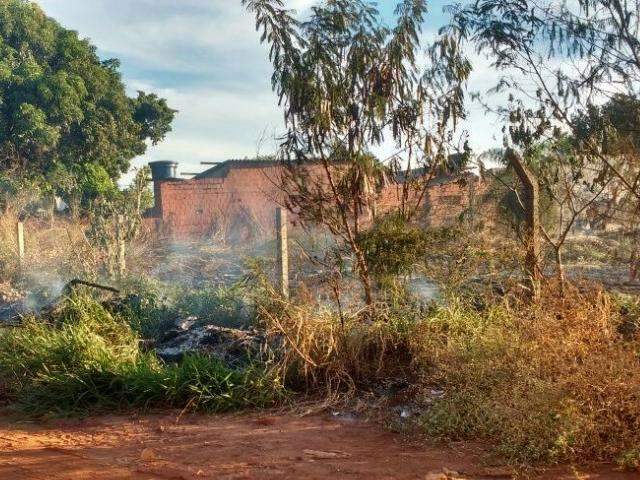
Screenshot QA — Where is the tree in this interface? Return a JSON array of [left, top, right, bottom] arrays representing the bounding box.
[[0, 0, 176, 203], [504, 148, 542, 300], [445, 0, 640, 197], [572, 95, 640, 278], [243, 0, 470, 306], [86, 166, 153, 279], [529, 139, 610, 295]]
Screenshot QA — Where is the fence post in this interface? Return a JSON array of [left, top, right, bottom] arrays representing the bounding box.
[[116, 214, 126, 278], [506, 148, 541, 301], [276, 208, 289, 298], [16, 221, 25, 261]]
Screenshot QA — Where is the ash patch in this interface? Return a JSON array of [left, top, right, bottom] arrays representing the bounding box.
[[156, 318, 266, 366]]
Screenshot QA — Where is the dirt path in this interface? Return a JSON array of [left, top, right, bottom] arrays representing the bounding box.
[[0, 412, 635, 479]]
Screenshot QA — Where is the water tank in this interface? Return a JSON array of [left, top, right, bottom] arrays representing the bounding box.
[[149, 160, 178, 181]]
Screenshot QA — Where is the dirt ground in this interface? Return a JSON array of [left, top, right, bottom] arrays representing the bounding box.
[[0, 412, 636, 480]]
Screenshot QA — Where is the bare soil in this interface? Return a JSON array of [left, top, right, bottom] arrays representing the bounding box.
[[0, 412, 635, 479]]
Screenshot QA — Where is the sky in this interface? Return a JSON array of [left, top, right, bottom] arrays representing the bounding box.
[[34, 0, 503, 185]]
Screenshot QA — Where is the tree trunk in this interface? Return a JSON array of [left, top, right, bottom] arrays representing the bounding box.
[[115, 214, 126, 279], [355, 248, 374, 307], [49, 195, 56, 228], [554, 246, 565, 297], [506, 148, 541, 301]]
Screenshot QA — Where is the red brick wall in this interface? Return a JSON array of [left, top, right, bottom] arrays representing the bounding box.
[[377, 176, 488, 227], [148, 165, 490, 239], [151, 166, 284, 239]]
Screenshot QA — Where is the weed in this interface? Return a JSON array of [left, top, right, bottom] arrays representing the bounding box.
[[414, 286, 640, 465], [617, 449, 640, 471], [0, 294, 283, 415], [174, 282, 251, 328]]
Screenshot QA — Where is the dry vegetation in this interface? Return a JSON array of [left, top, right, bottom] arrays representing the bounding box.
[[254, 278, 640, 466], [0, 197, 640, 468], [1, 194, 640, 471]]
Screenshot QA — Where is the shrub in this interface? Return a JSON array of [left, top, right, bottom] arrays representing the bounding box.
[[174, 282, 251, 328], [115, 275, 176, 341], [255, 281, 420, 396], [0, 295, 283, 415], [357, 214, 430, 279]]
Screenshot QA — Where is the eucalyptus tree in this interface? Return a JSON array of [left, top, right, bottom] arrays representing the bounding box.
[[445, 0, 640, 195], [243, 0, 470, 305], [529, 140, 611, 294], [434, 0, 639, 295]]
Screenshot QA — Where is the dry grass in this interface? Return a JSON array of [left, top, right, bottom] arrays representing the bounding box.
[[414, 283, 640, 465], [254, 275, 640, 467], [3, 206, 640, 468], [256, 286, 417, 399]]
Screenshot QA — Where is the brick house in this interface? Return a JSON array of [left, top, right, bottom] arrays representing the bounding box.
[[145, 159, 486, 239]]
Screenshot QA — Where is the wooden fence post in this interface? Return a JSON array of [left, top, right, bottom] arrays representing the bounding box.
[[16, 221, 25, 261], [116, 214, 126, 278], [276, 208, 289, 298], [506, 148, 541, 301]]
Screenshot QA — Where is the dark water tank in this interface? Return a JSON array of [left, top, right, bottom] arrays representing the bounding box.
[[149, 160, 178, 181]]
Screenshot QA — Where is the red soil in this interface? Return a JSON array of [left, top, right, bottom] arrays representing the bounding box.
[[0, 412, 635, 479]]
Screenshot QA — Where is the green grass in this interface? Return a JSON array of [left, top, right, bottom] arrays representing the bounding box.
[[114, 276, 254, 342], [174, 282, 251, 328], [0, 294, 283, 416]]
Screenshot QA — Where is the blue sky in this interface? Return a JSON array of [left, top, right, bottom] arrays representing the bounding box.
[[35, 0, 502, 184]]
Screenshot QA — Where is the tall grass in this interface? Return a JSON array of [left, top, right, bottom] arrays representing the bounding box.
[[413, 285, 640, 465], [0, 295, 283, 415], [255, 279, 420, 397], [255, 275, 640, 466]]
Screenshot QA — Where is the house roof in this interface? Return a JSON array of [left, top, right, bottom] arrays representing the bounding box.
[[194, 159, 279, 179], [192, 157, 474, 185]]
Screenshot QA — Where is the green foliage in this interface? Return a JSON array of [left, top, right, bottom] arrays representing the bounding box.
[[0, 295, 283, 415], [357, 214, 429, 278], [84, 166, 154, 276], [445, 0, 640, 198], [174, 282, 252, 329], [115, 275, 175, 341], [573, 95, 640, 157], [0, 0, 176, 200], [244, 0, 471, 304]]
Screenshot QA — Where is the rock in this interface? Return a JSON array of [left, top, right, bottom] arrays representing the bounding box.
[[140, 447, 157, 462], [303, 449, 351, 459]]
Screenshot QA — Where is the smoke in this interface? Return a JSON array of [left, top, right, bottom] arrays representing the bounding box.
[[22, 271, 67, 312]]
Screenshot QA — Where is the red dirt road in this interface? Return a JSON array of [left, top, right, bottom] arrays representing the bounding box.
[[0, 412, 635, 479]]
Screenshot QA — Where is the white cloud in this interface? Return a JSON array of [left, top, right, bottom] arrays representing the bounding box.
[[120, 81, 285, 185], [33, 0, 506, 186], [36, 0, 274, 83]]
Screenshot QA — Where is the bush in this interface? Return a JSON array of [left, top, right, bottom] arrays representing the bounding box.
[[174, 282, 251, 328], [110, 277, 254, 342], [0, 295, 283, 415], [115, 275, 176, 341], [255, 281, 420, 396], [357, 214, 430, 279]]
